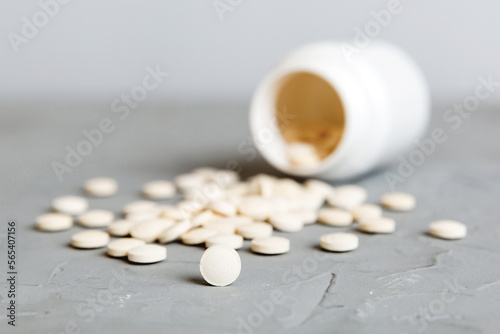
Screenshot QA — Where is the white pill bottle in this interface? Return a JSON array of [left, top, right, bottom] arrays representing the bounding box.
[[249, 42, 430, 180]]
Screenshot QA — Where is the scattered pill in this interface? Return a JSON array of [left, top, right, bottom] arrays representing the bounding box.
[[159, 205, 188, 221], [381, 192, 416, 211], [200, 245, 241, 286], [126, 210, 160, 223], [327, 185, 367, 209], [142, 180, 176, 199], [293, 209, 318, 225], [238, 196, 271, 221], [175, 173, 207, 191], [236, 222, 273, 239], [158, 220, 192, 244], [205, 233, 244, 249], [191, 209, 216, 227], [287, 141, 320, 168], [210, 200, 237, 217], [83, 177, 118, 197], [358, 217, 396, 234], [71, 230, 110, 249], [181, 227, 218, 245], [51, 196, 88, 215], [123, 200, 158, 215], [304, 179, 335, 198], [268, 212, 304, 233], [351, 204, 382, 221], [127, 244, 167, 264], [77, 210, 114, 228], [204, 220, 236, 234], [429, 220, 467, 240], [320, 233, 358, 252], [36, 213, 73, 232], [318, 208, 353, 227], [107, 238, 146, 257], [107, 220, 136, 237], [251, 236, 290, 255], [130, 219, 175, 243]]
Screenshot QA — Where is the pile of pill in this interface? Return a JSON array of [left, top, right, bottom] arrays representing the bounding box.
[[35, 169, 467, 287]]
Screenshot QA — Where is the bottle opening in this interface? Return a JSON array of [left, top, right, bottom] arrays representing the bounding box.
[[274, 71, 345, 168]]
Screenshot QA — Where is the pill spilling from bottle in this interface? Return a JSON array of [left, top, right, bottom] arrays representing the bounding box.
[[36, 167, 466, 287]]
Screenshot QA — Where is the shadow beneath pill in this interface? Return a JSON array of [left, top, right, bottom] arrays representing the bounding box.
[[185, 275, 210, 286]]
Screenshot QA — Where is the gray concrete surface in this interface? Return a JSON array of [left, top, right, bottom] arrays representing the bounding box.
[[1, 101, 499, 333]]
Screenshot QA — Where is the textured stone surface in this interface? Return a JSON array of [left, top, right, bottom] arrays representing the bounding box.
[[1, 101, 499, 333]]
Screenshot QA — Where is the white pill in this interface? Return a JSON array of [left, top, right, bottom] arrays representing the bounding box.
[[142, 180, 176, 199], [272, 179, 303, 197], [304, 179, 335, 198], [327, 185, 367, 209], [318, 208, 353, 227], [191, 209, 216, 227], [225, 182, 250, 197], [251, 236, 290, 255], [248, 174, 276, 197], [359, 217, 396, 234], [320, 233, 359, 252], [236, 222, 273, 239], [351, 204, 382, 221], [293, 209, 318, 225], [83, 177, 118, 197], [200, 245, 241, 286], [36, 213, 73, 232], [381, 192, 416, 211], [204, 220, 236, 234], [159, 205, 188, 221], [294, 190, 326, 211], [429, 220, 467, 240], [130, 219, 175, 243], [181, 227, 218, 245], [210, 200, 237, 217], [123, 200, 158, 215], [107, 220, 136, 237], [287, 142, 320, 167], [107, 238, 146, 257], [158, 220, 192, 244], [175, 173, 207, 191], [77, 210, 114, 228], [71, 230, 110, 249], [205, 234, 244, 249], [238, 196, 271, 221], [177, 199, 206, 214], [268, 212, 304, 233], [127, 244, 167, 264], [125, 210, 159, 223], [51, 196, 88, 215]]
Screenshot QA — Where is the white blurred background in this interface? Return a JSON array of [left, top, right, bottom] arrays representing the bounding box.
[[1, 0, 499, 104]]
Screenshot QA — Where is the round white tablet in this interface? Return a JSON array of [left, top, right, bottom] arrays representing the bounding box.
[[83, 177, 118, 197], [351, 204, 382, 221], [159, 205, 187, 221], [142, 180, 176, 199], [51, 196, 88, 215], [71, 230, 110, 249], [123, 200, 158, 215], [293, 209, 318, 225], [127, 244, 167, 264], [236, 222, 273, 239], [175, 173, 207, 191], [107, 238, 146, 257], [181, 227, 218, 245], [304, 179, 335, 198], [36, 213, 73, 232], [210, 200, 237, 217], [238, 196, 271, 221], [318, 208, 353, 227], [287, 142, 320, 167], [200, 245, 241, 286], [327, 185, 367, 209], [381, 192, 416, 211], [204, 220, 236, 234], [191, 210, 216, 227], [251, 236, 290, 255], [158, 220, 192, 244], [130, 219, 175, 243], [268, 212, 304, 233], [205, 234, 244, 249], [77, 210, 115, 228], [125, 210, 159, 223], [358, 217, 396, 234], [107, 220, 136, 237], [320, 233, 359, 252], [429, 220, 467, 240]]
